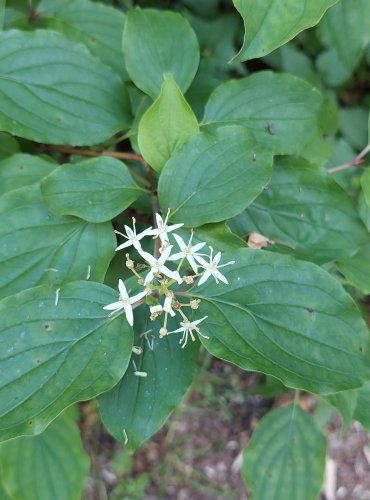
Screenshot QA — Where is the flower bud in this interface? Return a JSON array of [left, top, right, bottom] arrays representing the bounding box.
[[190, 299, 200, 310], [125, 253, 135, 269], [159, 327, 168, 338]]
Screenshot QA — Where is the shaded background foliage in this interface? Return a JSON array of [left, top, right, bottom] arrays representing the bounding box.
[[0, 0, 369, 498]]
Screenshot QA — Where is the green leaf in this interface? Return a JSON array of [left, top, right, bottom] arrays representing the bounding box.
[[336, 244, 370, 295], [99, 310, 199, 451], [204, 71, 330, 162], [0, 411, 90, 499], [228, 157, 368, 264], [0, 0, 4, 31], [242, 404, 326, 500], [186, 11, 245, 76], [318, 0, 370, 72], [354, 381, 370, 432], [0, 153, 56, 196], [0, 132, 19, 159], [0, 29, 131, 146], [122, 8, 199, 99], [0, 185, 115, 299], [0, 280, 133, 441], [138, 74, 199, 173], [267, 44, 319, 85], [177, 222, 245, 254], [190, 249, 370, 394], [361, 169, 370, 207], [231, 0, 337, 62], [359, 193, 370, 231], [158, 125, 273, 227], [42, 0, 128, 80], [41, 157, 145, 223], [3, 7, 27, 30], [324, 389, 358, 435], [316, 49, 351, 87], [339, 106, 369, 150]]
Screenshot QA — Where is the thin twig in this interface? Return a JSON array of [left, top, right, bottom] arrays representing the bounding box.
[[328, 144, 370, 173], [42, 145, 143, 161], [41, 145, 150, 187]]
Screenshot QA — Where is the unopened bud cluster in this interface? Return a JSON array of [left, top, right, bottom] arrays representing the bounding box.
[[104, 211, 235, 348]]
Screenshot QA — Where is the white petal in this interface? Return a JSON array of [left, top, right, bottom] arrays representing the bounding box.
[[124, 303, 134, 326], [197, 270, 211, 286], [129, 290, 147, 304], [132, 239, 143, 251], [138, 249, 156, 266], [166, 223, 184, 233], [159, 231, 170, 244], [213, 252, 222, 265], [194, 255, 209, 268], [144, 269, 155, 284], [115, 240, 133, 251], [158, 245, 173, 264], [124, 225, 135, 237], [150, 304, 163, 313], [167, 326, 186, 334], [118, 279, 129, 299], [191, 316, 208, 327], [192, 241, 207, 253], [213, 269, 228, 284], [163, 295, 172, 312], [155, 213, 164, 228], [167, 251, 184, 261], [187, 255, 198, 274], [172, 233, 187, 251], [137, 226, 155, 239], [160, 265, 180, 282], [103, 301, 122, 311]]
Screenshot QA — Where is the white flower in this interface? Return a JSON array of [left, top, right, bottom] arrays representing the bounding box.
[[150, 211, 184, 244], [167, 316, 209, 348], [139, 245, 183, 285], [115, 217, 154, 251], [167, 233, 206, 273], [103, 279, 146, 326], [163, 292, 176, 317], [195, 248, 235, 285]]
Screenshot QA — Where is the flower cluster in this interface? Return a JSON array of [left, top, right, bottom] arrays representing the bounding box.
[[104, 211, 235, 348]]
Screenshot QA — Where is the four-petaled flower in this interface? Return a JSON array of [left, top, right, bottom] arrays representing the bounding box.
[[149, 211, 184, 244], [115, 217, 154, 251], [167, 232, 206, 274], [195, 247, 235, 285], [167, 316, 209, 348], [139, 246, 183, 285], [103, 279, 147, 326]]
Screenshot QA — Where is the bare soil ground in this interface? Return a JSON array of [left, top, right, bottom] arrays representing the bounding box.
[[83, 358, 370, 499]]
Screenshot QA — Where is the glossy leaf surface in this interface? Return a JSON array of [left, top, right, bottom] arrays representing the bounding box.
[[0, 29, 131, 145], [232, 0, 337, 62], [242, 405, 326, 500], [159, 125, 272, 227], [191, 249, 370, 394], [138, 74, 199, 172], [0, 281, 133, 441], [0, 185, 115, 299], [122, 8, 199, 99], [41, 157, 145, 223]]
